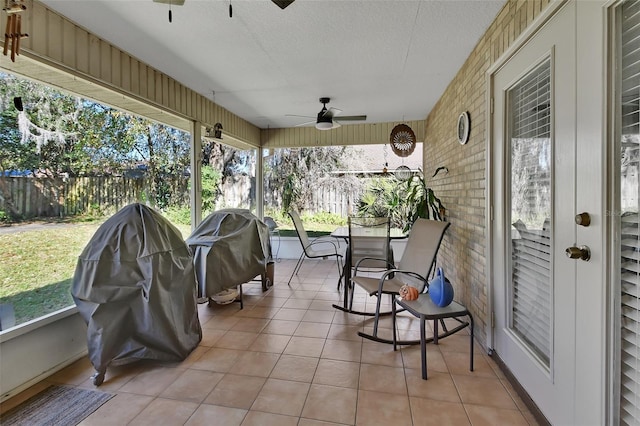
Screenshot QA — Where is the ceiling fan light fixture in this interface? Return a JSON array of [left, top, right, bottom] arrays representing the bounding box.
[[153, 0, 185, 5], [316, 108, 333, 130], [315, 121, 333, 130]]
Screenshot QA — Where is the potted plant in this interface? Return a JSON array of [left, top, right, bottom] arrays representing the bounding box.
[[356, 168, 445, 232], [403, 168, 446, 232]]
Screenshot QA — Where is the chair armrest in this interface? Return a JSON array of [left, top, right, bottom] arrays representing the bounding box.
[[305, 238, 341, 253], [353, 257, 395, 274], [311, 235, 342, 247], [378, 269, 428, 292]]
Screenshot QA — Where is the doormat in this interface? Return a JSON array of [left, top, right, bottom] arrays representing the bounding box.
[[1, 385, 114, 426]]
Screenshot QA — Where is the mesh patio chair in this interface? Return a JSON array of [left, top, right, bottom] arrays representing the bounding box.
[[332, 216, 394, 313], [349, 218, 451, 344], [287, 210, 344, 286]]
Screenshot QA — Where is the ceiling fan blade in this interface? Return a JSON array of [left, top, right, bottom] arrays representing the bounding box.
[[295, 120, 316, 127], [325, 107, 342, 118], [153, 0, 186, 5], [286, 114, 315, 119], [272, 0, 295, 9], [333, 115, 367, 121]]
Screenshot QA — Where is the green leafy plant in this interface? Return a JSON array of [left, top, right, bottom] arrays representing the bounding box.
[[282, 174, 300, 214], [162, 205, 192, 225], [357, 170, 445, 232], [357, 177, 410, 230], [201, 165, 221, 214], [404, 169, 445, 231], [301, 211, 347, 226]]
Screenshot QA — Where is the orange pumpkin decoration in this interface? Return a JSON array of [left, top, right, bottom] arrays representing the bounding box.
[[399, 284, 419, 301]]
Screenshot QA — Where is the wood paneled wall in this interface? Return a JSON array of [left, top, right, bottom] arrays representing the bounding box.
[[0, 0, 260, 149], [261, 120, 425, 148], [1, 1, 426, 150]]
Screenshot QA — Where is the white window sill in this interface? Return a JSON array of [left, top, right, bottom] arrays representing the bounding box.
[[0, 305, 79, 343]]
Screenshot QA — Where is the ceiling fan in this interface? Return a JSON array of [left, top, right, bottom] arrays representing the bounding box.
[[288, 97, 367, 130], [153, 0, 185, 6], [153, 0, 294, 21], [152, 0, 295, 9], [271, 0, 295, 9]]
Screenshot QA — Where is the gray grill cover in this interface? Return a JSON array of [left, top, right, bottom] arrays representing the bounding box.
[[186, 209, 270, 298], [71, 203, 202, 373]]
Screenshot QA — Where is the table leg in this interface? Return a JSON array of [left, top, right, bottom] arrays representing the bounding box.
[[433, 317, 439, 345], [392, 298, 397, 351], [420, 315, 427, 380], [469, 312, 474, 372], [343, 248, 351, 310]]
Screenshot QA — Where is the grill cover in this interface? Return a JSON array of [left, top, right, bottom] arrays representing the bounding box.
[[71, 203, 201, 374], [186, 209, 271, 298]]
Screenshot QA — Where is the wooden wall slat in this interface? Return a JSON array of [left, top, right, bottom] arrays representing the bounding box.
[[47, 13, 63, 62], [31, 2, 46, 53], [62, 19, 75, 66], [168, 78, 174, 110], [111, 47, 120, 87], [100, 40, 110, 82], [121, 53, 130, 92], [88, 34, 100, 78], [148, 68, 156, 103], [75, 26, 89, 74], [154, 70, 161, 105]]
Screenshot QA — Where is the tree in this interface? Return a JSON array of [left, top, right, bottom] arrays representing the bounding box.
[[264, 146, 361, 214], [137, 122, 190, 208], [202, 140, 256, 209], [0, 72, 193, 214], [1, 73, 80, 175]]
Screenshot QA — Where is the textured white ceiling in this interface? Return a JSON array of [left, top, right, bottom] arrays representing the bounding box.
[[40, 0, 505, 130]]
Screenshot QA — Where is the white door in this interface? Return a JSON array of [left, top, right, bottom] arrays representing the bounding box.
[[490, 2, 606, 424]]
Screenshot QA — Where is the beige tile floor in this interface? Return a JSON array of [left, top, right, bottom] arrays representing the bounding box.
[[1, 259, 540, 426]]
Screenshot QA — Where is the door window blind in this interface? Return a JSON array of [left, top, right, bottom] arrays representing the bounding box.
[[508, 58, 552, 366], [619, 1, 640, 424]]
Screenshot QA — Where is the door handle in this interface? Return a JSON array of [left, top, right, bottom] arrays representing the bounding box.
[[565, 245, 591, 261], [575, 212, 591, 227]]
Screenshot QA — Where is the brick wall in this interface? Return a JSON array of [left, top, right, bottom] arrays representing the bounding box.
[[423, 0, 552, 347]]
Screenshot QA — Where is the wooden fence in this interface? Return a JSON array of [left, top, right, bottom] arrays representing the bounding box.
[[0, 175, 364, 220], [263, 181, 364, 217], [0, 176, 187, 219]]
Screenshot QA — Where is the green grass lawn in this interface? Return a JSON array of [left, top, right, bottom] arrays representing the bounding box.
[[0, 223, 102, 326], [0, 216, 334, 327], [0, 220, 194, 327]]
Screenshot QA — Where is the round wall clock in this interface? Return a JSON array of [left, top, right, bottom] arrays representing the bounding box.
[[390, 124, 416, 157], [457, 111, 470, 145]]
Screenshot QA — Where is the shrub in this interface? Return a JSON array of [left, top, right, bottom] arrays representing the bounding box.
[[356, 171, 445, 232], [357, 177, 411, 230], [163, 205, 191, 225], [301, 211, 347, 226], [201, 165, 221, 212], [263, 208, 289, 226]]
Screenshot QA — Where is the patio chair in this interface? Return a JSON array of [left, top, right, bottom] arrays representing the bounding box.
[[287, 210, 344, 286], [332, 216, 394, 313], [350, 218, 451, 344]]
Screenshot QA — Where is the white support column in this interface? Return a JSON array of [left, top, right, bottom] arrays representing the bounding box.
[[256, 147, 264, 219], [190, 121, 202, 230]]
